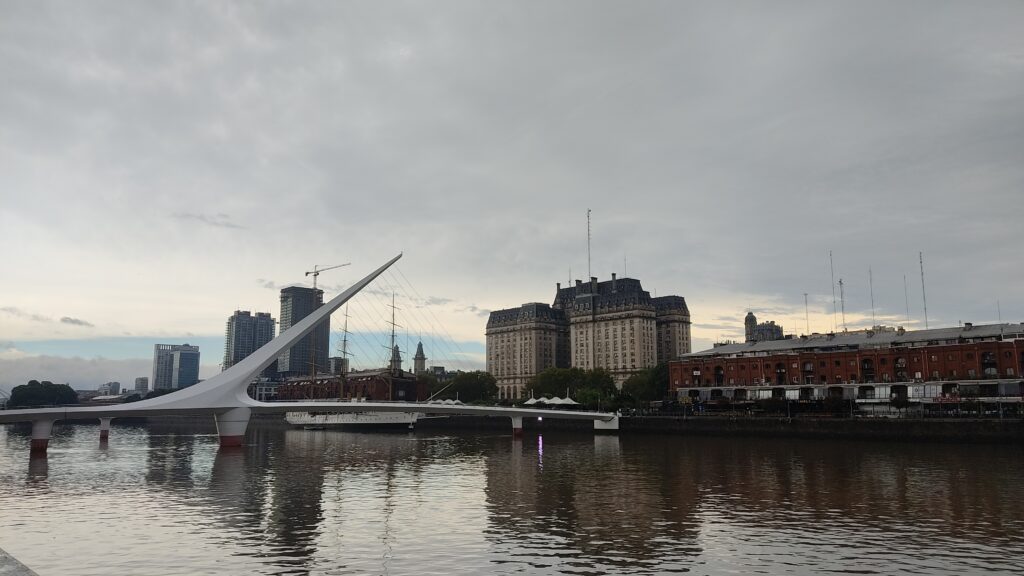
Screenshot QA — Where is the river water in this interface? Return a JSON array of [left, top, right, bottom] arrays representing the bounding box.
[[1, 421, 1022, 575]]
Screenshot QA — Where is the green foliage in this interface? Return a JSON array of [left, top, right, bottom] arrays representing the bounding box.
[[417, 372, 442, 396], [621, 363, 669, 406], [8, 380, 79, 408], [436, 371, 497, 404], [122, 393, 142, 403], [525, 367, 619, 410]]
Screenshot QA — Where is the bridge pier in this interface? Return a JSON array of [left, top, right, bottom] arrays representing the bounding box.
[[214, 407, 251, 448], [510, 416, 523, 438], [99, 418, 112, 443], [30, 420, 55, 454]]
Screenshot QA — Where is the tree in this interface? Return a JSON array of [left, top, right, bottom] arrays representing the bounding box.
[[439, 371, 498, 404], [621, 363, 670, 407], [890, 395, 910, 417], [524, 367, 619, 410], [144, 389, 174, 400], [416, 372, 442, 397], [526, 367, 584, 398], [8, 380, 79, 408], [122, 393, 142, 403]]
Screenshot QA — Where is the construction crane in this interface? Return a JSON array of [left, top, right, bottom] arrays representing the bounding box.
[[305, 263, 351, 290], [303, 262, 350, 399]]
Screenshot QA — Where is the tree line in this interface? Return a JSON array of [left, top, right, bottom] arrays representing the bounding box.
[[415, 364, 671, 410]]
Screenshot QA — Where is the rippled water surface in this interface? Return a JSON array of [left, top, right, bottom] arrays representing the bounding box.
[[2, 421, 1023, 575]]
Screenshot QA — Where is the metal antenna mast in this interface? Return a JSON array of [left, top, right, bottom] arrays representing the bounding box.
[[869, 266, 876, 326], [829, 250, 838, 332], [839, 278, 847, 332], [919, 252, 929, 329], [587, 209, 592, 280], [804, 293, 810, 334]]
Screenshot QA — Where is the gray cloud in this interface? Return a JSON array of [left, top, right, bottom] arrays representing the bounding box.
[[694, 323, 741, 332], [1, 1, 1022, 359], [172, 212, 245, 229], [1, 307, 50, 322], [59, 316, 94, 327], [422, 296, 454, 307], [0, 354, 219, 392], [257, 278, 282, 290], [459, 305, 491, 318]]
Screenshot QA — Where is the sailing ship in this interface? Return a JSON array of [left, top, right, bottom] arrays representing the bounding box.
[[284, 295, 432, 430]]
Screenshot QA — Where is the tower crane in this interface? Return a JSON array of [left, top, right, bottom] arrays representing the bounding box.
[[303, 262, 350, 399], [305, 263, 351, 290]]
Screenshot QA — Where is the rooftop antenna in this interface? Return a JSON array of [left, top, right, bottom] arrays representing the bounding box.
[[804, 293, 810, 334], [903, 274, 911, 326], [829, 250, 838, 332], [586, 209, 592, 280], [624, 254, 627, 278], [919, 252, 929, 329], [997, 299, 1002, 323], [869, 266, 876, 326], [839, 278, 847, 332]]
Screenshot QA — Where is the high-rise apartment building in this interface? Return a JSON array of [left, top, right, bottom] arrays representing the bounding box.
[[277, 287, 329, 377], [134, 377, 148, 394], [486, 274, 691, 399], [223, 310, 276, 375], [152, 344, 201, 391]]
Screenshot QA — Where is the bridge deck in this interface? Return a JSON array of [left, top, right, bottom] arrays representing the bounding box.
[[0, 402, 616, 424]]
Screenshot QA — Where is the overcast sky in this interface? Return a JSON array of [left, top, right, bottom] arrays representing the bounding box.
[[2, 1, 1023, 392]]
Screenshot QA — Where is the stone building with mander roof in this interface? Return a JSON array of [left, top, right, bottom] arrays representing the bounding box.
[[486, 274, 691, 400]]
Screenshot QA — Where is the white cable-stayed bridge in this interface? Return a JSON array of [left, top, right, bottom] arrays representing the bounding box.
[[0, 254, 619, 455]]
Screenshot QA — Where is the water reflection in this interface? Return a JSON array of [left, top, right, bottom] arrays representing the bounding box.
[[0, 424, 1022, 575]]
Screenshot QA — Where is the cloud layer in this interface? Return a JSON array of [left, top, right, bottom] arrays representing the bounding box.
[[2, 1, 1023, 370]]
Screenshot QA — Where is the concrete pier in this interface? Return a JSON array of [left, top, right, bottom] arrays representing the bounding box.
[[215, 407, 251, 447], [99, 418, 112, 442], [29, 420, 54, 454], [511, 416, 524, 438]]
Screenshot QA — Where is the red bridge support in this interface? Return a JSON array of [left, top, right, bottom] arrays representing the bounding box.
[[511, 416, 523, 438], [30, 420, 54, 454], [99, 418, 112, 443]]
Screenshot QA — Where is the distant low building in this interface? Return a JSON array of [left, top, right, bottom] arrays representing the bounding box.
[[744, 312, 784, 343]]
